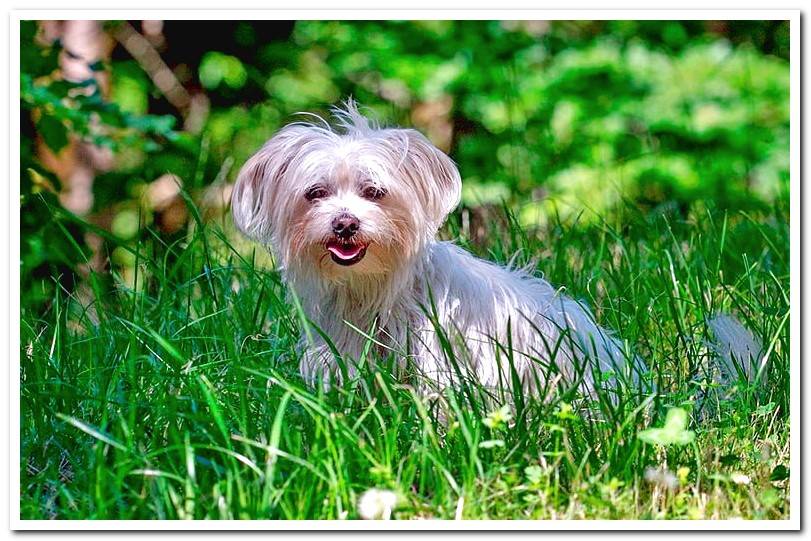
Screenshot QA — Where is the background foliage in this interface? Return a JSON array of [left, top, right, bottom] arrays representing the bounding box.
[[21, 19, 789, 310], [20, 19, 791, 520]]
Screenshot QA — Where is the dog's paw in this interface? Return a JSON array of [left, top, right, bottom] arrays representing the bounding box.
[[299, 348, 344, 391]]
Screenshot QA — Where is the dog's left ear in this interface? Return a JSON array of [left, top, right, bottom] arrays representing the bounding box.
[[383, 128, 462, 230]]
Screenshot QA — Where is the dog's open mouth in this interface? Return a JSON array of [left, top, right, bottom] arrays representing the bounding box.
[[326, 240, 367, 266]]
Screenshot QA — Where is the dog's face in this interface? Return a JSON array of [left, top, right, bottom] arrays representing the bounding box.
[[231, 108, 461, 281]]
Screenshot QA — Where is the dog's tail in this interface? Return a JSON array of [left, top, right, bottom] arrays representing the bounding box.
[[705, 314, 766, 385], [577, 311, 766, 400]]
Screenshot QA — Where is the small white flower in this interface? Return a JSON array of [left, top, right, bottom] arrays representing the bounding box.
[[357, 488, 398, 520], [730, 473, 751, 485], [644, 466, 679, 490]]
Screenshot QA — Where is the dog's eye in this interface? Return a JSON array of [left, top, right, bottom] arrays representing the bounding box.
[[361, 186, 386, 201], [304, 186, 329, 201]]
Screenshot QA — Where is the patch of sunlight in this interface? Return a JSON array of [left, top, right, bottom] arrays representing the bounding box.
[[461, 180, 511, 207]]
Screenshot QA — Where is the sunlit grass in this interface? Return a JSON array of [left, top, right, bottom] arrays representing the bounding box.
[[19, 196, 789, 520]]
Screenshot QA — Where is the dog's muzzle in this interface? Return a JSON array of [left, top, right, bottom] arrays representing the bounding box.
[[327, 213, 367, 266]]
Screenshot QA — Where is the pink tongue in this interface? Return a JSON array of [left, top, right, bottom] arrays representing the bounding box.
[[327, 243, 363, 260]]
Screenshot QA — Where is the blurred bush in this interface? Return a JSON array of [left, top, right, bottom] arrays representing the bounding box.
[[20, 19, 790, 311]]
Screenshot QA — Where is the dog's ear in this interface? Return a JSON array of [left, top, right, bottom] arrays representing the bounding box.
[[383, 128, 462, 230], [231, 126, 309, 243]]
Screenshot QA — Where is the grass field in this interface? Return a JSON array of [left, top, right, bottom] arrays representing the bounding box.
[[19, 197, 790, 521]]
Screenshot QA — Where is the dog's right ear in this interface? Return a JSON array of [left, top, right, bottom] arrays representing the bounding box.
[[230, 126, 310, 244]]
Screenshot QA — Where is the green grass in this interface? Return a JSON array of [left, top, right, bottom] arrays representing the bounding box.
[[20, 197, 790, 520]]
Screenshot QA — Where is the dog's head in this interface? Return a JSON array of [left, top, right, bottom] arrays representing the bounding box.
[[231, 102, 461, 280]]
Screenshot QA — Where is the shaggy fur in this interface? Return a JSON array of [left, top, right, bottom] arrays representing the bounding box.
[[232, 102, 645, 397]]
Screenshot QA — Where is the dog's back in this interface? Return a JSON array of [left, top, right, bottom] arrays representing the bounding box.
[[404, 241, 645, 396]]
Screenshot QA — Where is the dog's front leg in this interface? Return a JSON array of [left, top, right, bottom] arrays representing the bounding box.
[[299, 342, 344, 390]]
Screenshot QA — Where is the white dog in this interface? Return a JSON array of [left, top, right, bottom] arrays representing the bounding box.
[[231, 102, 645, 398]]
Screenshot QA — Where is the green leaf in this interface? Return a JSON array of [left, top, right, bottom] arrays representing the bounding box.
[[524, 465, 544, 485], [478, 439, 505, 449], [770, 464, 789, 481], [482, 405, 512, 429], [20, 21, 60, 77], [719, 454, 740, 466], [36, 115, 69, 153], [754, 402, 777, 416], [760, 488, 780, 509], [637, 407, 695, 447]]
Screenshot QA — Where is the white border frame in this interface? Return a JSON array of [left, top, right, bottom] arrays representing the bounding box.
[[8, 9, 801, 531]]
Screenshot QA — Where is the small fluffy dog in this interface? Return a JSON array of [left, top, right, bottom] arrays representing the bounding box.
[[232, 102, 643, 397]]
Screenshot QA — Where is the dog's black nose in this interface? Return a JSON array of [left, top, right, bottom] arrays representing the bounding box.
[[332, 214, 360, 239]]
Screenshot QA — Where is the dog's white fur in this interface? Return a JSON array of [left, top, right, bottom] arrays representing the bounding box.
[[232, 102, 643, 397]]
